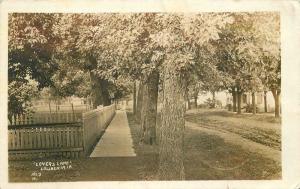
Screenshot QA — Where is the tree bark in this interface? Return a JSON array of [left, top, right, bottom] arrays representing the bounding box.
[[71, 103, 75, 121], [140, 71, 159, 145], [264, 91, 268, 113], [237, 90, 242, 114], [99, 79, 111, 106], [158, 64, 186, 180], [212, 91, 216, 108], [232, 89, 237, 112], [194, 95, 198, 108], [252, 92, 256, 115], [88, 56, 105, 108], [136, 81, 144, 123], [133, 81, 137, 114], [90, 72, 101, 109], [90, 72, 111, 108], [271, 89, 281, 118]]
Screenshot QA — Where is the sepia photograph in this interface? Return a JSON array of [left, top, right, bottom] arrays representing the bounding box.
[[6, 11, 282, 182], [1, 0, 300, 188]]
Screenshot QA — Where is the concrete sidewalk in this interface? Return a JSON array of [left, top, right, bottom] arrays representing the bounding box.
[[90, 110, 136, 157]]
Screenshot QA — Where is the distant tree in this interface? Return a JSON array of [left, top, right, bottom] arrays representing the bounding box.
[[254, 13, 280, 117], [213, 13, 280, 115], [235, 12, 280, 116], [186, 77, 200, 109]]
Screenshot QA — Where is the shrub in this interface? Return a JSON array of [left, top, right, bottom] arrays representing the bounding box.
[[204, 98, 222, 109], [245, 103, 259, 113]]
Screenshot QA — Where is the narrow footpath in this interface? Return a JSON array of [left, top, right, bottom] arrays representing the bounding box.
[[90, 110, 136, 157]]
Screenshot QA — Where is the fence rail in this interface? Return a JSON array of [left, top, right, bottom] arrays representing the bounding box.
[[32, 104, 92, 112], [33, 112, 83, 124], [8, 104, 116, 160], [9, 111, 85, 125]]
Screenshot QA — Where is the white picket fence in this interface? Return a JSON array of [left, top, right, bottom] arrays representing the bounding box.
[[9, 111, 85, 125], [8, 104, 116, 159]]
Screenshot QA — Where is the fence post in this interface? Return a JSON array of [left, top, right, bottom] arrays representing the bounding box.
[[82, 113, 87, 157]]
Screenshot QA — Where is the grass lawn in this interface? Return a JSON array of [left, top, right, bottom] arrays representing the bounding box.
[[8, 109, 281, 182], [127, 111, 281, 180], [185, 109, 281, 150]]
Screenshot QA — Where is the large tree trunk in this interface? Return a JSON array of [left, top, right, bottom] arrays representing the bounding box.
[[194, 95, 198, 108], [90, 73, 111, 108], [99, 79, 111, 106], [89, 56, 105, 108], [252, 92, 256, 115], [271, 89, 281, 118], [264, 91, 268, 113], [136, 81, 144, 123], [140, 71, 159, 145], [133, 81, 137, 114], [158, 64, 186, 180], [237, 90, 242, 114], [232, 89, 237, 112]]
